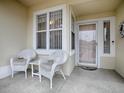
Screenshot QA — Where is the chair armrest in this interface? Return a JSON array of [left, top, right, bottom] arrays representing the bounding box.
[[10, 56, 17, 65], [50, 63, 58, 76], [26, 58, 31, 64], [10, 56, 18, 70], [10, 58, 13, 67], [29, 58, 41, 65]]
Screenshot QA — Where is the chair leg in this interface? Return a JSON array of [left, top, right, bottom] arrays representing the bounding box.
[[60, 70, 66, 80], [12, 70, 14, 78], [39, 75, 41, 82], [31, 64, 34, 77], [38, 63, 41, 82], [25, 70, 27, 79], [50, 78, 52, 89]]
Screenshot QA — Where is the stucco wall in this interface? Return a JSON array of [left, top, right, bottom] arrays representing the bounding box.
[[0, 1, 27, 66], [115, 1, 124, 77]]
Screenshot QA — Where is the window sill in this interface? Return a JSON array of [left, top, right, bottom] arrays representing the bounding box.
[[35, 49, 62, 55]]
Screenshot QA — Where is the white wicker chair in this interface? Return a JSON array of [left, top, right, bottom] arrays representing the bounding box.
[[10, 49, 37, 78], [39, 50, 68, 89]]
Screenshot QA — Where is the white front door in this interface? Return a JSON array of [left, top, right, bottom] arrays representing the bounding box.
[[78, 23, 98, 67], [76, 17, 115, 69]]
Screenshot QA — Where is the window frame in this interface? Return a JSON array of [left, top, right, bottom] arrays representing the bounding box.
[[103, 20, 111, 54], [71, 15, 75, 50], [49, 9, 63, 49], [69, 8, 76, 56], [33, 5, 66, 54], [36, 13, 47, 49], [102, 17, 115, 57]]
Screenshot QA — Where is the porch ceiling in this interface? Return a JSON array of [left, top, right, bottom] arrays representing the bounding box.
[[18, 0, 123, 17], [72, 0, 123, 17]]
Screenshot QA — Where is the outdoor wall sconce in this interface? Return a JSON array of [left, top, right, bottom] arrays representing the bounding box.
[[120, 21, 124, 38]]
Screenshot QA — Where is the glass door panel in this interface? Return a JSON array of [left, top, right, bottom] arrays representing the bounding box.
[[103, 21, 110, 54], [79, 24, 97, 66]]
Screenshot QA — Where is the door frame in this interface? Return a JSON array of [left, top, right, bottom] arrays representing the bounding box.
[[75, 16, 115, 68], [76, 22, 98, 67]]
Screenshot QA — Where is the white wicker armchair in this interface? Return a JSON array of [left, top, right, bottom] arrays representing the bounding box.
[[10, 49, 37, 78], [39, 50, 68, 89]]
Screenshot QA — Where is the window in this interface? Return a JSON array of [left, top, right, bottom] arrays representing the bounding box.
[[71, 15, 75, 49], [71, 32, 75, 49], [103, 21, 110, 54], [49, 10, 62, 49], [35, 9, 63, 50], [36, 14, 47, 49]]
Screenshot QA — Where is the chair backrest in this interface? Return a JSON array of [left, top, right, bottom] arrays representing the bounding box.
[[51, 50, 68, 65], [17, 49, 37, 61], [50, 50, 68, 76]]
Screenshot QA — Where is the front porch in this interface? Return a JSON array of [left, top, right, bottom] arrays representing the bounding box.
[[1, 67, 124, 93], [0, 0, 124, 92]]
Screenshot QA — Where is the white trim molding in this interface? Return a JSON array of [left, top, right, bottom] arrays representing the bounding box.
[[0, 65, 11, 79], [75, 16, 116, 69], [33, 4, 67, 54]]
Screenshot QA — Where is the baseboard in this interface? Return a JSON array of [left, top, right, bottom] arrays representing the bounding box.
[[0, 65, 11, 79], [115, 68, 124, 78]]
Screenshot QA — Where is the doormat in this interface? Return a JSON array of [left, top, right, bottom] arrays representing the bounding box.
[[79, 66, 97, 71]]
